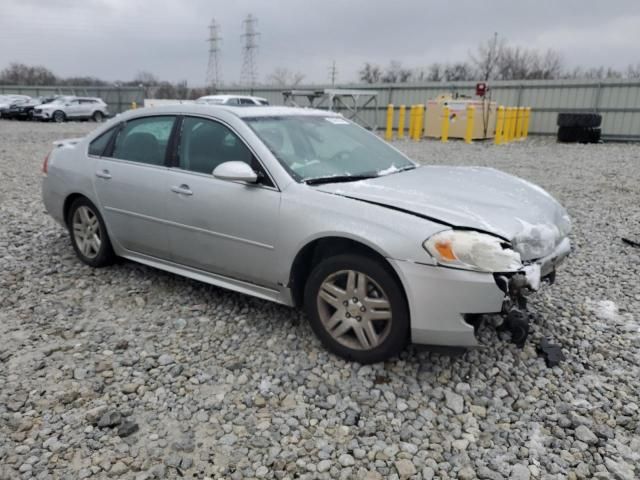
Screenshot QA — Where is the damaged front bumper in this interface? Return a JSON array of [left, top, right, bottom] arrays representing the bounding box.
[[392, 237, 571, 348], [494, 237, 572, 345]]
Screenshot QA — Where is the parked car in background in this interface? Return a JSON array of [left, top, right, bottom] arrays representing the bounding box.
[[0, 95, 32, 118], [41, 104, 571, 363], [33, 96, 109, 122], [5, 96, 58, 120], [195, 94, 269, 106]]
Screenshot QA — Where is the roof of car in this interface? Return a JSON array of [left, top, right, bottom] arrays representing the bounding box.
[[118, 104, 341, 119], [197, 94, 268, 101]]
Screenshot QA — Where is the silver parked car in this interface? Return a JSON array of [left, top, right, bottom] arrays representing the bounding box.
[[42, 105, 571, 363], [33, 96, 108, 122], [196, 94, 269, 106]]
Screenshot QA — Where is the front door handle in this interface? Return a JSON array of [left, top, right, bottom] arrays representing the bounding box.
[[171, 184, 193, 196], [95, 169, 112, 179]]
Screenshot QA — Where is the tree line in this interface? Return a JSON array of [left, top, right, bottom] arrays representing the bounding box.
[[359, 35, 640, 83]]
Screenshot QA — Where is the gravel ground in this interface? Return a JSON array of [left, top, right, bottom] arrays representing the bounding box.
[[1, 120, 639, 480]]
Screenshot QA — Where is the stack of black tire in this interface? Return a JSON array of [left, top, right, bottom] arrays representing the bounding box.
[[557, 113, 602, 143]]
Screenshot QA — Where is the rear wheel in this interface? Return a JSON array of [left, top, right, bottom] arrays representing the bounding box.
[[304, 254, 409, 363], [52, 110, 66, 123], [68, 197, 115, 267]]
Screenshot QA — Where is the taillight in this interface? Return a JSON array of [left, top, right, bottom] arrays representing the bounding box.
[[42, 150, 51, 174]]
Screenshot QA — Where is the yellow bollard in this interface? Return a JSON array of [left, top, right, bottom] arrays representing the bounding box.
[[413, 104, 424, 141], [397, 105, 406, 139], [516, 107, 525, 139], [441, 106, 450, 143], [410, 106, 416, 140], [504, 107, 513, 143], [131, 101, 137, 110], [385, 104, 394, 141], [523, 107, 531, 139], [510, 107, 518, 142], [464, 105, 475, 144], [409, 105, 417, 140], [495, 106, 505, 145]]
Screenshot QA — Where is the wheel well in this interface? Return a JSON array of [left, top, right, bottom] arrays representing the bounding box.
[[62, 193, 85, 227], [289, 236, 401, 308]]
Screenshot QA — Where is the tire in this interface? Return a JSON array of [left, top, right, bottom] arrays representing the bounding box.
[[557, 113, 602, 128], [304, 253, 409, 363], [557, 126, 579, 143], [67, 197, 116, 267], [92, 111, 104, 122], [52, 110, 66, 123], [558, 126, 602, 144]]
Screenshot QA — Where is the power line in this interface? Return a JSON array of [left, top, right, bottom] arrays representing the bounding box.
[[206, 18, 222, 89], [240, 14, 260, 87]]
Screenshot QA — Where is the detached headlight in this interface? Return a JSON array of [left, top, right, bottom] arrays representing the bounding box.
[[424, 230, 522, 272]]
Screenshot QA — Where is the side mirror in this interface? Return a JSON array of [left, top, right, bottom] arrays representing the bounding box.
[[213, 161, 258, 183]]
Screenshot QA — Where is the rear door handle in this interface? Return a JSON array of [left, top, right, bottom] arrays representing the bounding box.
[[95, 169, 112, 179], [171, 184, 193, 196]]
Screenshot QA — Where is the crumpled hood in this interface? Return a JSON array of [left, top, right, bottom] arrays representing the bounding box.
[[316, 166, 571, 261]]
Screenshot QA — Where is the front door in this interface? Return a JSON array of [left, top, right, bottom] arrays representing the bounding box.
[[165, 116, 281, 287], [93, 115, 176, 259]]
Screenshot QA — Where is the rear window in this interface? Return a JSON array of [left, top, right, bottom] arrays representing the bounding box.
[[88, 126, 117, 156]]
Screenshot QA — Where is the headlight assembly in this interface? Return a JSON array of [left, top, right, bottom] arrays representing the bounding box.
[[424, 230, 522, 273]]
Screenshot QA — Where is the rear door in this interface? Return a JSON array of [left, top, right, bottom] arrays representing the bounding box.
[[65, 99, 83, 118], [92, 115, 177, 259]]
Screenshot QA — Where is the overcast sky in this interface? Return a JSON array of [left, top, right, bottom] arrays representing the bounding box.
[[1, 0, 639, 85]]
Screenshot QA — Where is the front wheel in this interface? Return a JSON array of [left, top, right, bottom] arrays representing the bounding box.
[[304, 254, 409, 363], [67, 197, 115, 267], [52, 110, 66, 123], [92, 111, 104, 122]]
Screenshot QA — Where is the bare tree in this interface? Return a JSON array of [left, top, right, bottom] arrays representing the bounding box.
[[381, 61, 413, 83], [133, 71, 160, 86], [358, 63, 382, 84], [470, 32, 505, 80], [443, 62, 474, 81], [0, 63, 57, 85], [267, 67, 305, 86], [627, 63, 640, 79]]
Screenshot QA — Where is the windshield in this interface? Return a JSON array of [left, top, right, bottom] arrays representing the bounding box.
[[245, 115, 415, 182], [48, 98, 68, 105]]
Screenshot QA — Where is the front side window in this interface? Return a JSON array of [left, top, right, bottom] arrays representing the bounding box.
[[112, 116, 175, 165], [245, 116, 415, 182], [88, 127, 117, 156], [177, 117, 253, 174]]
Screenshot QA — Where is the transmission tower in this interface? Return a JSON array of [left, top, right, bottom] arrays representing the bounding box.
[[206, 18, 222, 90], [329, 60, 338, 86], [240, 14, 260, 87]]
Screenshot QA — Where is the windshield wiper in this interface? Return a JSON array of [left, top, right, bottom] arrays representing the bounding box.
[[304, 174, 378, 185]]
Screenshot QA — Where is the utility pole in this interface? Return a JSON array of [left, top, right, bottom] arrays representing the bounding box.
[[206, 18, 222, 90], [241, 14, 260, 88], [329, 60, 338, 86]]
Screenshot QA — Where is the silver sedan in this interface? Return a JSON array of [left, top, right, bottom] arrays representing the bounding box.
[[42, 105, 571, 363]]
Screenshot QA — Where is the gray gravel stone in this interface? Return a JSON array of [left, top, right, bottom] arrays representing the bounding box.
[[1, 123, 638, 479]]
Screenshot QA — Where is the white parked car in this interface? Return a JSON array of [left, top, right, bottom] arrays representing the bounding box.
[[33, 96, 109, 122], [195, 94, 269, 106]]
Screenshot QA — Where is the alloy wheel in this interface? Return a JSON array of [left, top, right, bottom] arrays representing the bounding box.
[[316, 269, 392, 350], [72, 206, 102, 259]]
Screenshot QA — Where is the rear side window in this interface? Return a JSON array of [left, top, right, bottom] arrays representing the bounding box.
[[88, 127, 117, 156], [112, 116, 175, 165]]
